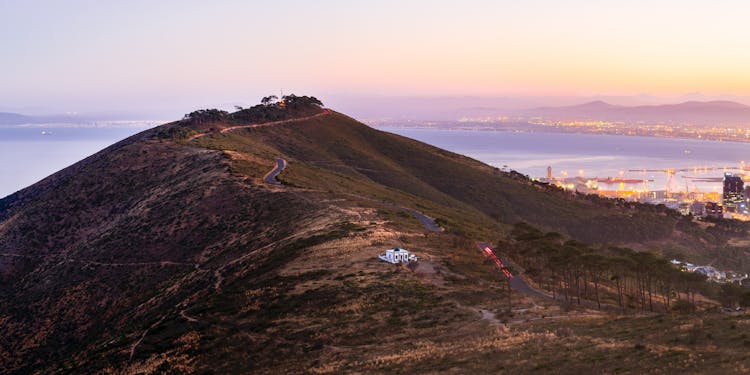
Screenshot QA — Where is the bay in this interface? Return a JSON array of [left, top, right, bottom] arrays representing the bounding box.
[[0, 126, 151, 198], [378, 128, 750, 194]]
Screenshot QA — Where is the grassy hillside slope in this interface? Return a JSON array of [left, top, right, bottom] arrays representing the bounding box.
[[1, 101, 749, 373], [200, 110, 749, 258]]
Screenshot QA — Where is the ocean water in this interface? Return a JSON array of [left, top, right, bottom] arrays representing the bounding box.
[[378, 128, 750, 194], [0, 126, 151, 198]]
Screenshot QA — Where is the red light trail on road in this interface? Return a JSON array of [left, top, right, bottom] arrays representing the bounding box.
[[483, 246, 513, 279]]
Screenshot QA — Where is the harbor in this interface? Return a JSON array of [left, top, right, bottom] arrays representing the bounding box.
[[539, 164, 750, 220]]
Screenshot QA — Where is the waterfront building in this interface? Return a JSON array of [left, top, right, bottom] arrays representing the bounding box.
[[705, 202, 723, 218], [689, 201, 705, 217], [722, 173, 744, 212]]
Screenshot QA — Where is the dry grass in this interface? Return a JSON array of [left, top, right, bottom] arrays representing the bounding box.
[[5, 111, 750, 374]]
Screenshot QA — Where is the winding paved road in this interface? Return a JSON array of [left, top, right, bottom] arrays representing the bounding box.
[[187, 109, 331, 142], [478, 244, 628, 311], [478, 243, 552, 300], [379, 202, 443, 232], [401, 207, 443, 232], [185, 132, 208, 142], [185, 107, 443, 233], [263, 158, 287, 185], [220, 109, 330, 134]]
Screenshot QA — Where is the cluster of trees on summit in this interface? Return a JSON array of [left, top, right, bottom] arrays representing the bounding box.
[[182, 94, 324, 124]]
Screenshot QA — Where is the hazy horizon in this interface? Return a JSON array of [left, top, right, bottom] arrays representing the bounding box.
[[5, 93, 750, 124], [3, 1, 750, 121]]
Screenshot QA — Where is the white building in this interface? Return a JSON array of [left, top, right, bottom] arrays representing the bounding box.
[[693, 266, 726, 281], [378, 247, 417, 264]]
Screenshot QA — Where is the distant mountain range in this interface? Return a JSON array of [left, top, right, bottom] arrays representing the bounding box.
[[519, 100, 750, 125], [7, 99, 750, 126], [0, 112, 33, 125], [0, 112, 94, 126]]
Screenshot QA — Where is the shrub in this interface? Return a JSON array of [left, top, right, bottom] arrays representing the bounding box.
[[182, 109, 229, 123], [671, 299, 696, 314]]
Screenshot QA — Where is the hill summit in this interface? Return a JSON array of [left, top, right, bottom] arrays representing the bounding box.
[[2, 95, 750, 373]]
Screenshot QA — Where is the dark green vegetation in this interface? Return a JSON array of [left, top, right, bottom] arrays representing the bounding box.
[[507, 223, 750, 313], [180, 94, 323, 130], [2, 96, 750, 373]]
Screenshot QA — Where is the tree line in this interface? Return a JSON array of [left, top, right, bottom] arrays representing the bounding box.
[[182, 94, 324, 124], [503, 222, 750, 312]]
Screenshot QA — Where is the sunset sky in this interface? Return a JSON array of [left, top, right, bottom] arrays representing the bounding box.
[[2, 0, 749, 117]]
